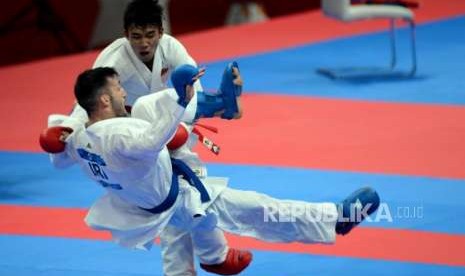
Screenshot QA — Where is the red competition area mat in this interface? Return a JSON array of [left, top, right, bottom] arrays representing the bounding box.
[[2, 204, 465, 267]]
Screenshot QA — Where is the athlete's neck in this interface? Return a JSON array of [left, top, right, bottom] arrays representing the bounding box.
[[144, 58, 154, 71], [86, 110, 116, 128]]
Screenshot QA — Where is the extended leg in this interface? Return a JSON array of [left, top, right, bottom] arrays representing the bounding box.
[[207, 188, 339, 244]]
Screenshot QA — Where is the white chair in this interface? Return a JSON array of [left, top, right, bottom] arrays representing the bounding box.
[[317, 0, 417, 79]]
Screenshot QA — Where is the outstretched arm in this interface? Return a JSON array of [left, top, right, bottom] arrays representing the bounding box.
[[119, 67, 203, 157], [117, 89, 187, 158]]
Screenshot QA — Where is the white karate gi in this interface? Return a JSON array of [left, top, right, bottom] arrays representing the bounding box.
[[50, 89, 338, 276], [71, 34, 201, 124]]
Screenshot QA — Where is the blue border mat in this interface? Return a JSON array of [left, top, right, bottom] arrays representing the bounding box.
[[200, 17, 465, 105], [1, 151, 464, 234], [1, 236, 464, 276]]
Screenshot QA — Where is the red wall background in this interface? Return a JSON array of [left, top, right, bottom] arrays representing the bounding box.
[[0, 0, 319, 67]]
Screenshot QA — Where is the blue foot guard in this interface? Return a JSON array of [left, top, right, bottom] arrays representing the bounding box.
[[335, 187, 380, 235], [196, 61, 242, 120]]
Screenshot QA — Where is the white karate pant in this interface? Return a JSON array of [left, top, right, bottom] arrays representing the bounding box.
[[160, 187, 338, 276]]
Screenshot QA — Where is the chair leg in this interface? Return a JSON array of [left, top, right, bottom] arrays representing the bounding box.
[[408, 19, 417, 76], [389, 19, 397, 69], [316, 17, 417, 79]]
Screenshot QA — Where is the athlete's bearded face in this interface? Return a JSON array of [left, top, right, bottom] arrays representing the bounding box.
[[104, 76, 128, 118]]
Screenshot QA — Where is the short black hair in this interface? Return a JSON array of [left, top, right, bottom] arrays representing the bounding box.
[[74, 67, 118, 116], [124, 0, 163, 30]]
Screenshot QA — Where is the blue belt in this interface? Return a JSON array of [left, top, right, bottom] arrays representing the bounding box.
[[140, 158, 211, 214]]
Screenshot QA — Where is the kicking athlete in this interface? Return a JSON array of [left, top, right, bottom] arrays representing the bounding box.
[[40, 64, 380, 276]]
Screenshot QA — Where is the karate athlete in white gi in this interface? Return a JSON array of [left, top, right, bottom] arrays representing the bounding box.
[[64, 1, 244, 273], [40, 65, 380, 276], [71, 0, 241, 124]]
